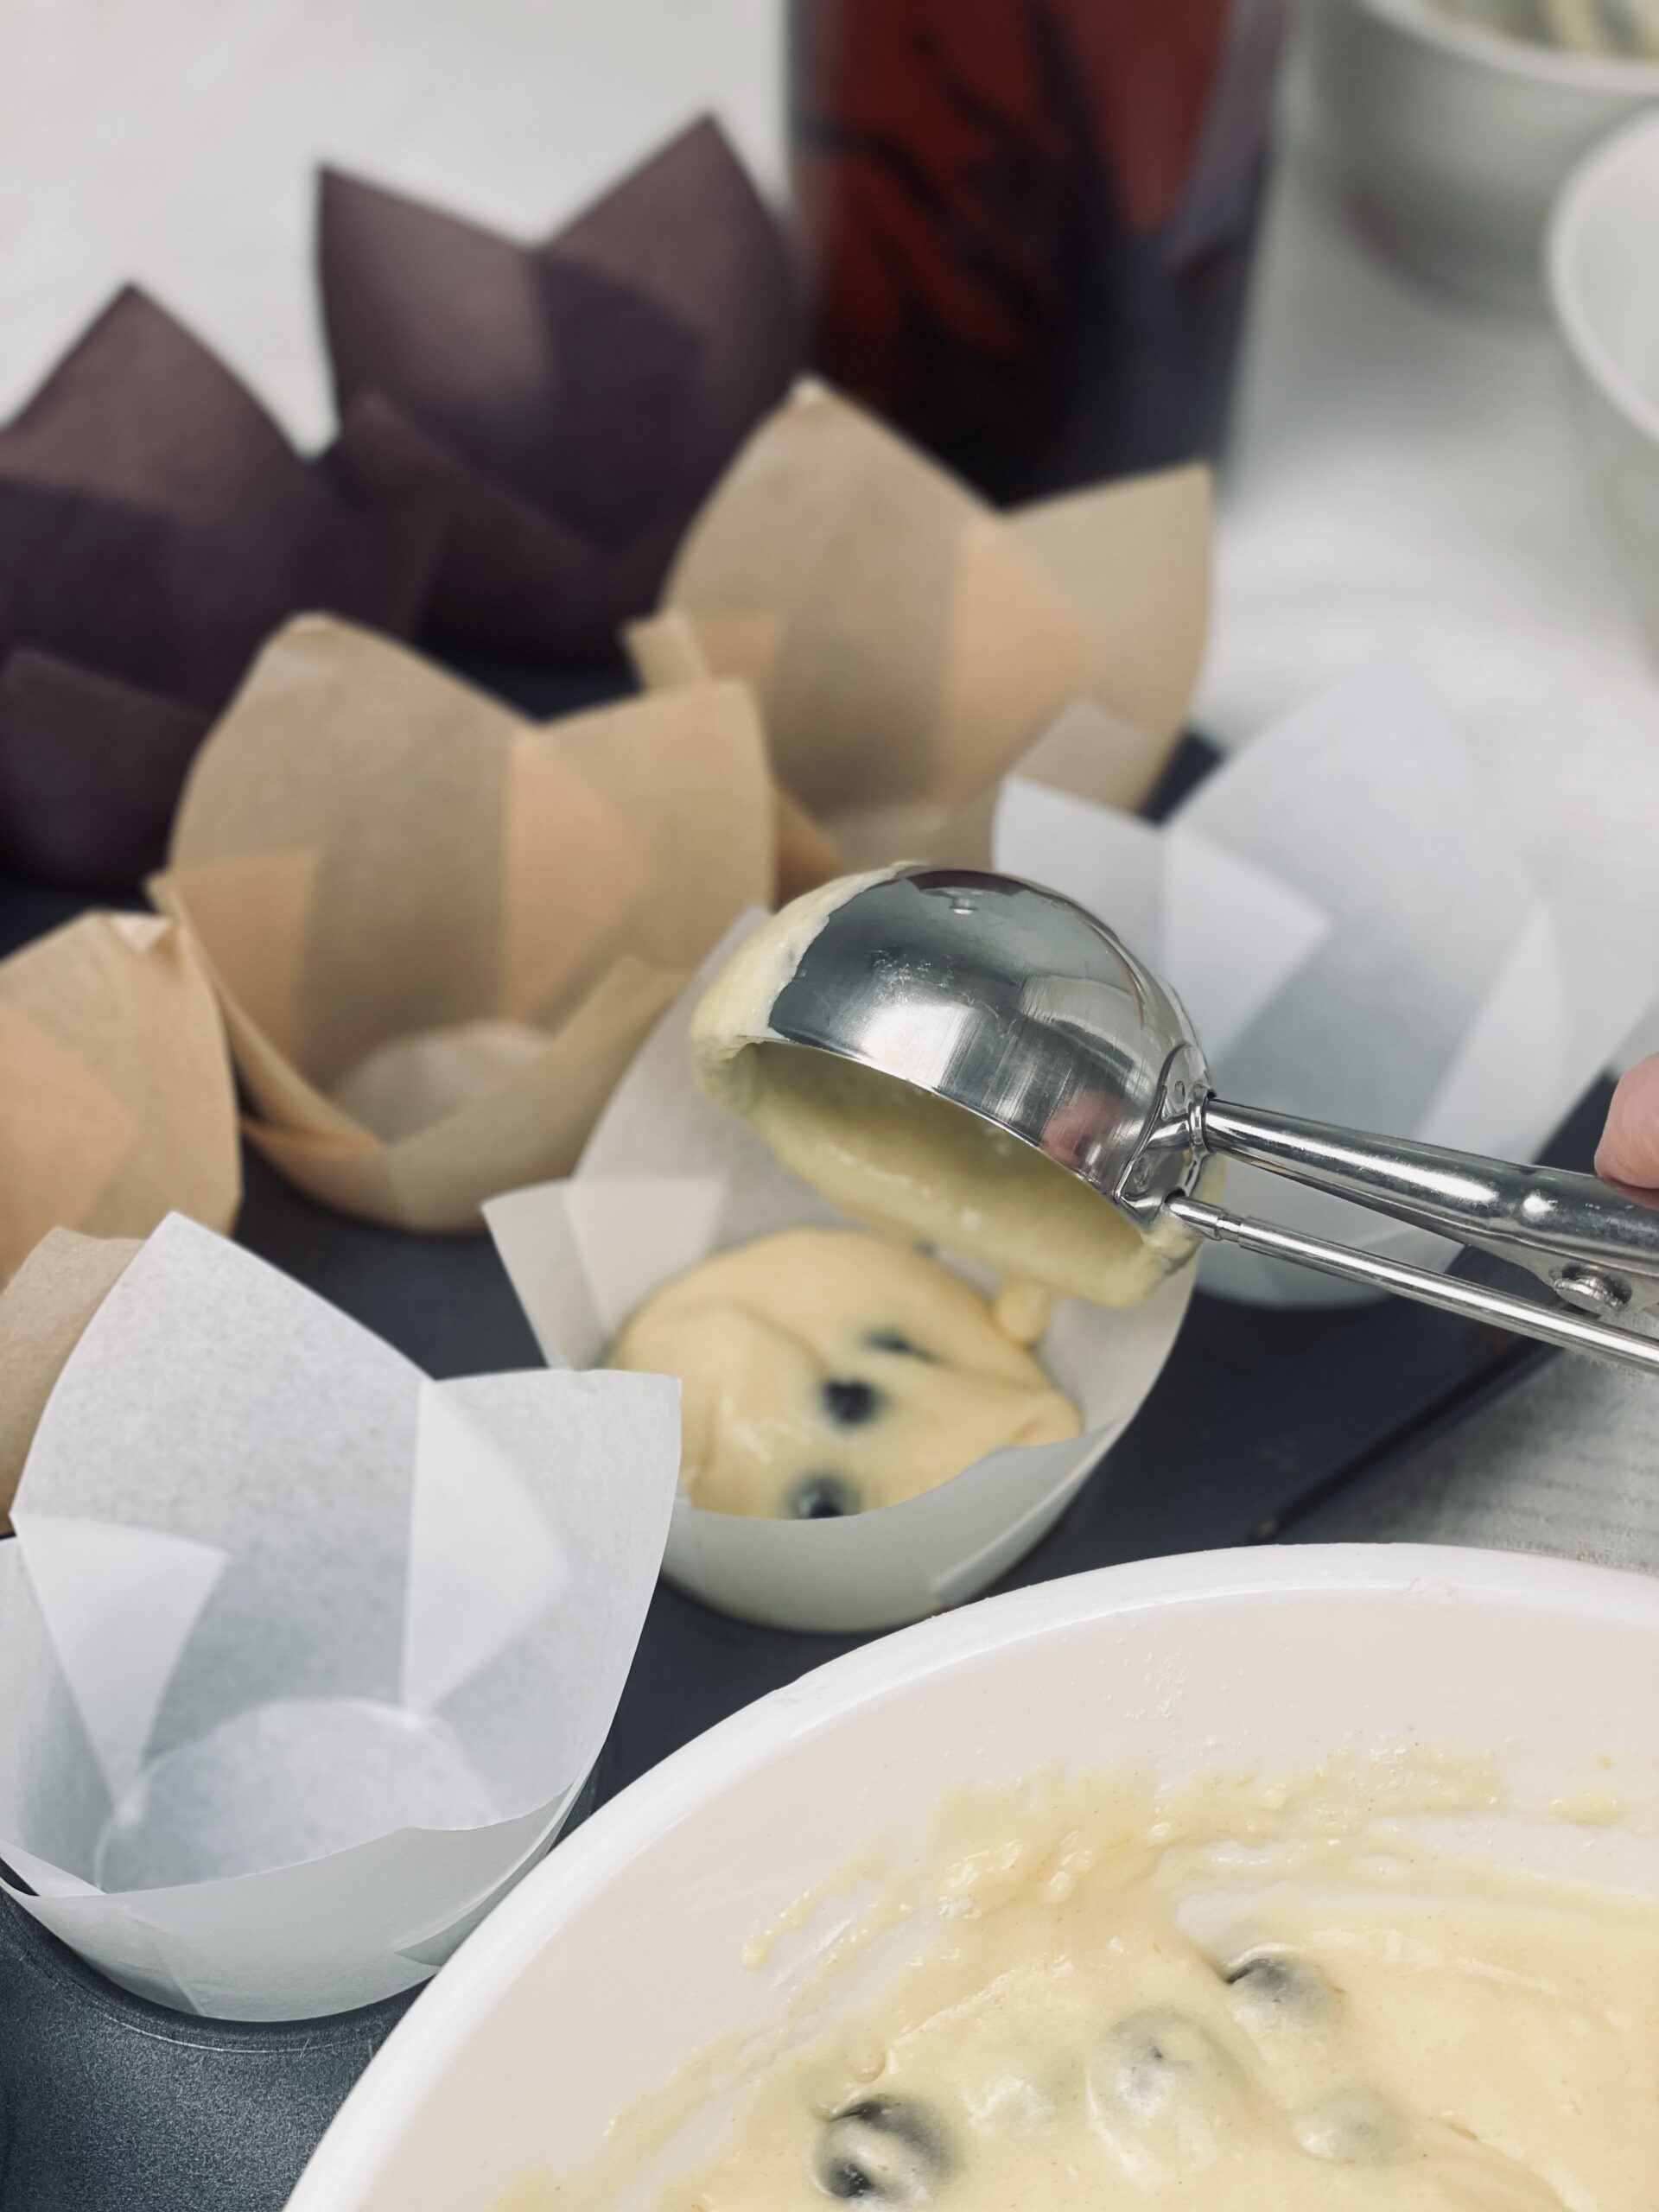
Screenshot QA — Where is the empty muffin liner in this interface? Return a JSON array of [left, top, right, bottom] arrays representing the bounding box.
[[485, 919, 1195, 1636], [321, 118, 800, 664], [0, 1214, 678, 2020], [995, 664, 1659, 1305], [0, 910, 240, 1287], [0, 288, 441, 891], [625, 381, 1211, 879], [149, 615, 776, 1232], [0, 1230, 138, 1536]]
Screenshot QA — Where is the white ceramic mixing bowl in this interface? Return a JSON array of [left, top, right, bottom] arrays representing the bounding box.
[[1548, 107, 1659, 661], [1312, 0, 1659, 305], [288, 1544, 1659, 2212]]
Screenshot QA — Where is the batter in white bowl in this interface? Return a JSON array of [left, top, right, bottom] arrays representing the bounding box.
[[629, 1763, 1659, 2211]]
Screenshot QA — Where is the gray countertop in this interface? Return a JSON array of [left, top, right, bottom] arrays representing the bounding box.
[[1291, 1346, 1659, 1573]]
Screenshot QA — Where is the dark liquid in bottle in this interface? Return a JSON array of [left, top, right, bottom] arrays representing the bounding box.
[[789, 0, 1285, 503]]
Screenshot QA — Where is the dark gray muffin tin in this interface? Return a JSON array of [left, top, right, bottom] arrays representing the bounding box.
[[0, 716, 1586, 2211]]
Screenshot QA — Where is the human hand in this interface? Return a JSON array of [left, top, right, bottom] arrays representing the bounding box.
[[1596, 1055, 1659, 1190]]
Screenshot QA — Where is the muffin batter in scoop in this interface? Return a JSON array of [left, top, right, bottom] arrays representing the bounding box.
[[607, 1228, 1081, 1517], [690, 877, 1190, 1313]]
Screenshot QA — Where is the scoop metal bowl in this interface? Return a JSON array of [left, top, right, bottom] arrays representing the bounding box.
[[748, 866, 1659, 1373]]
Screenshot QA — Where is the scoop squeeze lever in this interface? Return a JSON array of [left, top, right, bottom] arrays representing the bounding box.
[[743, 867, 1659, 1376]]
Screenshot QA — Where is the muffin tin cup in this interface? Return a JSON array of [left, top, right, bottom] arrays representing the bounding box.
[[0, 1761, 599, 2212]]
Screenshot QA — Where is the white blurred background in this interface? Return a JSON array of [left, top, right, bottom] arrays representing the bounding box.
[[1, 0, 1655, 1047]]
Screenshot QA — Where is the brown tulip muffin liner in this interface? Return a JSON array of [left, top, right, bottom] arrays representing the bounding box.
[[0, 910, 239, 1288], [321, 118, 800, 664], [0, 1228, 139, 1533], [0, 289, 442, 889], [627, 381, 1210, 874], [150, 617, 777, 1232]]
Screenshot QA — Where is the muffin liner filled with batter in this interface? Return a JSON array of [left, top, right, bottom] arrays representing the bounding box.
[[485, 917, 1194, 1634]]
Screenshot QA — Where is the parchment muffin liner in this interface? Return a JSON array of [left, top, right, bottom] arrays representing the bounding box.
[[0, 910, 239, 1287], [627, 380, 1211, 879], [0, 1215, 678, 2019], [995, 666, 1659, 1305], [486, 918, 1195, 1634], [149, 616, 777, 1232]]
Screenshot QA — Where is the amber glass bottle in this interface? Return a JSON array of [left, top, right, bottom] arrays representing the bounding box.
[[789, 0, 1285, 502]]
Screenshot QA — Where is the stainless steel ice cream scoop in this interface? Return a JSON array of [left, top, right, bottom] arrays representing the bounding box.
[[739, 865, 1659, 1374]]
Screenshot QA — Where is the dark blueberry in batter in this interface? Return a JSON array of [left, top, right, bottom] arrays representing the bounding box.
[[1091, 2008, 1236, 2126], [1223, 1953, 1300, 1995], [823, 1376, 882, 1425], [863, 1329, 936, 1360], [1294, 2087, 1409, 2164], [788, 1472, 863, 1519], [1223, 1950, 1338, 2034], [814, 2097, 952, 2202]]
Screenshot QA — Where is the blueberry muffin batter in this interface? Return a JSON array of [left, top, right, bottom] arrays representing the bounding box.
[[690, 875, 1195, 1313], [606, 1227, 1081, 1518], [618, 1765, 1659, 2212]]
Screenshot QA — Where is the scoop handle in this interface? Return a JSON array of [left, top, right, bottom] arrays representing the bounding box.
[[1166, 1194, 1659, 1376], [1194, 1096, 1659, 1320]]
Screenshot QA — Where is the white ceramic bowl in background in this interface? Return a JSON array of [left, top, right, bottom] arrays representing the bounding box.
[[1311, 0, 1659, 306], [288, 1544, 1659, 2212], [1548, 108, 1659, 664]]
